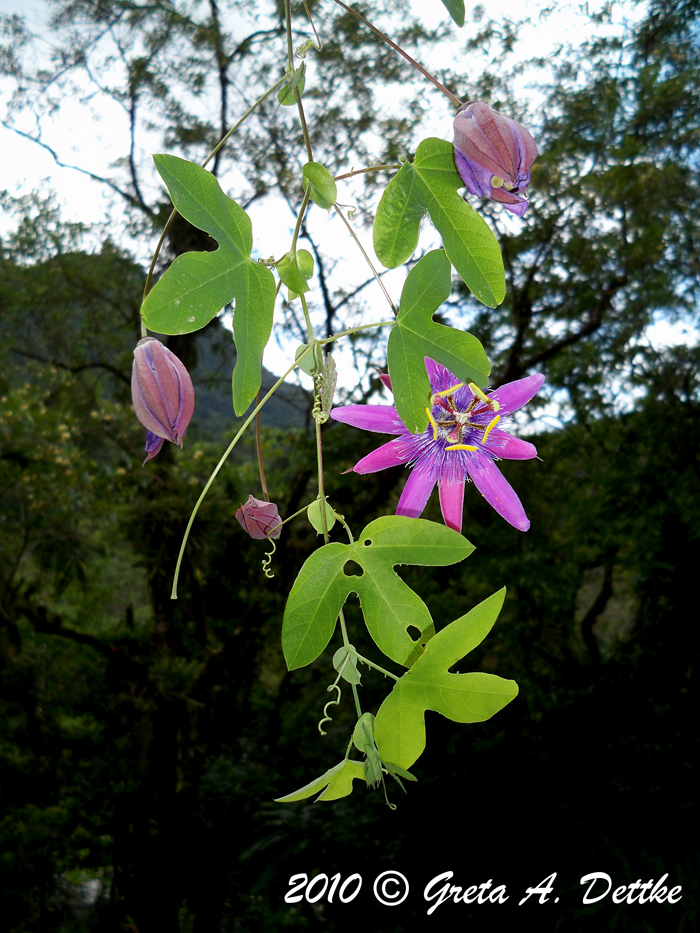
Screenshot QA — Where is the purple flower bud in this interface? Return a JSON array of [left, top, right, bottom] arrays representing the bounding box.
[[453, 100, 537, 217], [131, 337, 195, 464], [236, 495, 283, 540]]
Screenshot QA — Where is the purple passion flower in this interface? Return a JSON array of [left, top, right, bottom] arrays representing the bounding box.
[[236, 495, 282, 540], [330, 360, 545, 533], [453, 100, 537, 217], [131, 337, 195, 464]]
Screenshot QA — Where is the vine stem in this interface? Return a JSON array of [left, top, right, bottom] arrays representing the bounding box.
[[170, 344, 314, 599], [333, 206, 397, 315], [330, 0, 463, 107], [334, 163, 401, 181], [141, 72, 289, 307], [255, 387, 269, 501]]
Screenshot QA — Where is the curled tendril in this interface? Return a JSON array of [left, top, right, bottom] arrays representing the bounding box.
[[262, 538, 277, 578], [317, 682, 342, 736]]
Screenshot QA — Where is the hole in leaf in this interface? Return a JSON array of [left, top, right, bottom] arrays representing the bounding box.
[[407, 625, 422, 642], [343, 560, 364, 577], [363, 539, 372, 547]]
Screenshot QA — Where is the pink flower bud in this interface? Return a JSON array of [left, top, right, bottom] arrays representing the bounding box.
[[453, 100, 537, 216], [235, 495, 282, 540], [131, 337, 195, 463]]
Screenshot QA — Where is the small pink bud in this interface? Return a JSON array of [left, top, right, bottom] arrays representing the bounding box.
[[131, 337, 195, 463], [235, 495, 282, 540], [453, 100, 537, 216]]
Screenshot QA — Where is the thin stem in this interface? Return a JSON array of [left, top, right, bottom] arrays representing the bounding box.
[[170, 345, 314, 599], [319, 319, 395, 344], [334, 163, 401, 181], [333, 206, 397, 315], [255, 387, 269, 501], [291, 189, 311, 253], [351, 649, 399, 682], [142, 73, 288, 305], [330, 0, 463, 107]]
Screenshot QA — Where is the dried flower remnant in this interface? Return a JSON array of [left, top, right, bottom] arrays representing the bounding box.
[[331, 360, 544, 533], [236, 495, 283, 540], [453, 100, 537, 217], [131, 337, 195, 464]]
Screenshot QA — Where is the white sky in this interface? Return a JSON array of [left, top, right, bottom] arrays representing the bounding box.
[[1, 0, 693, 411]]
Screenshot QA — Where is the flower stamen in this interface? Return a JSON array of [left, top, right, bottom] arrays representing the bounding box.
[[468, 382, 500, 412], [435, 382, 464, 398], [481, 414, 501, 443], [445, 443, 478, 451], [425, 407, 438, 440]]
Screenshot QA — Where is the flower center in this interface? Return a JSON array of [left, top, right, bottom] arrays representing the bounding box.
[[424, 382, 501, 451]]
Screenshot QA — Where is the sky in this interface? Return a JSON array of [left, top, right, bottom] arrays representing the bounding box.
[[1, 0, 693, 423]]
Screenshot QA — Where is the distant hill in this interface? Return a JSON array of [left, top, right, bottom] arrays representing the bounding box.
[[186, 320, 311, 441]]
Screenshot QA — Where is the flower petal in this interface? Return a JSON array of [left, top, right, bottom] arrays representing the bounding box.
[[487, 429, 538, 460], [143, 431, 165, 465], [352, 439, 409, 474], [438, 480, 464, 533], [397, 469, 436, 519], [490, 373, 545, 415], [468, 459, 530, 531], [487, 186, 530, 216], [331, 405, 404, 434]]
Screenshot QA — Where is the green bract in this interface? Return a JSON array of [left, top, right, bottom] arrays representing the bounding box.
[[373, 138, 506, 308], [141, 155, 275, 416]]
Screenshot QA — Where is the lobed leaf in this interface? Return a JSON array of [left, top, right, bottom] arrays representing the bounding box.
[[374, 588, 518, 769], [274, 759, 366, 802], [372, 139, 506, 308], [141, 155, 275, 415], [282, 516, 474, 670], [387, 250, 491, 433]]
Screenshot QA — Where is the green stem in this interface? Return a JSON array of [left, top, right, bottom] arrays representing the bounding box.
[[254, 387, 269, 501], [351, 649, 399, 682], [334, 163, 401, 181], [170, 345, 314, 599], [319, 319, 395, 344], [291, 190, 311, 254], [333, 205, 397, 315], [330, 0, 463, 107]]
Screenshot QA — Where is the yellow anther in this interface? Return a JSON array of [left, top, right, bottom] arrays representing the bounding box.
[[436, 382, 464, 397], [425, 407, 438, 440], [491, 175, 505, 188], [482, 414, 501, 443], [445, 444, 478, 451], [468, 382, 500, 412]]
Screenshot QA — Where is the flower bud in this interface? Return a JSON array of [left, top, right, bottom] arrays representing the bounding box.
[[453, 100, 537, 216], [131, 337, 195, 463], [235, 495, 282, 540]]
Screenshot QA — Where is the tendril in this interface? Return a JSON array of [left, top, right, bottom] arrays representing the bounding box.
[[262, 538, 277, 578], [317, 682, 342, 736]]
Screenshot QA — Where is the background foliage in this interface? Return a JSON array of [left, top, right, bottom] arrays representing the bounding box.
[[1, 0, 698, 930]]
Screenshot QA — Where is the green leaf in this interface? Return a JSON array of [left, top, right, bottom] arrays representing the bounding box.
[[352, 712, 376, 755], [387, 249, 491, 433], [439, 0, 465, 26], [307, 497, 338, 535], [274, 758, 366, 802], [141, 155, 275, 416], [278, 62, 306, 106], [282, 516, 474, 670], [374, 589, 518, 770], [303, 161, 338, 210], [373, 138, 505, 308], [372, 162, 426, 268]]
